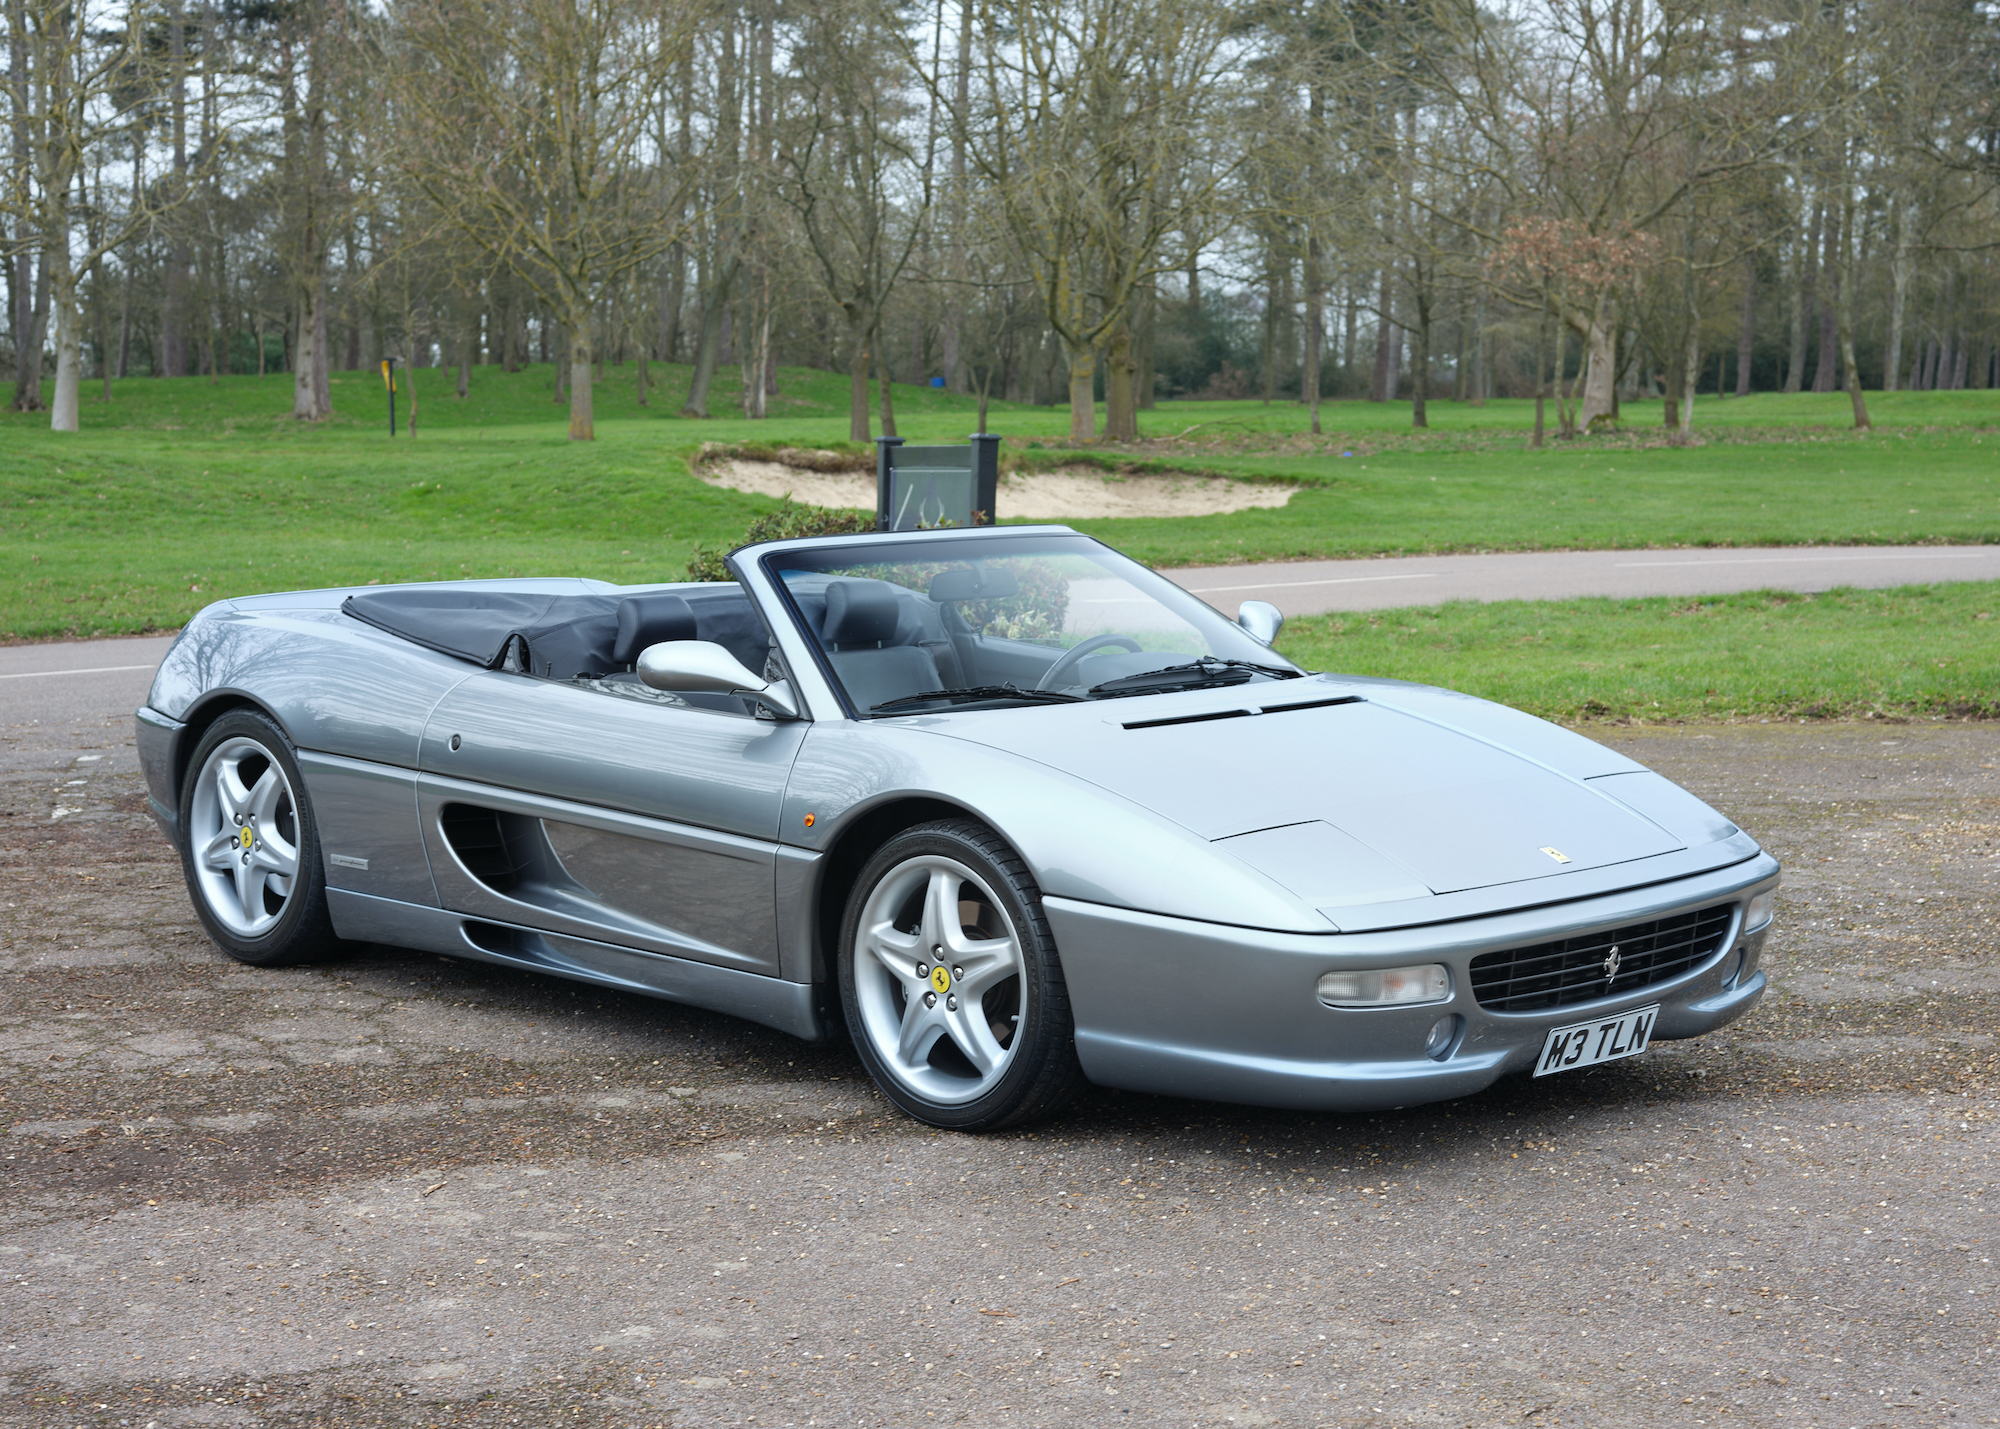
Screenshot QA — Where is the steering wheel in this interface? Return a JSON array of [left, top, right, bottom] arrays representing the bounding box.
[[1036, 634, 1144, 691]]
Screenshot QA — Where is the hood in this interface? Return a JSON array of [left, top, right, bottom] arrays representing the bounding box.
[[919, 681, 1703, 906]]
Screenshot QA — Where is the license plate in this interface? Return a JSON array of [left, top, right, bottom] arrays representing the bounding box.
[[1532, 1004, 1660, 1077]]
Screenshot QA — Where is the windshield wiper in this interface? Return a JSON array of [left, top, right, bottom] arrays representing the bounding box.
[[870, 684, 1084, 714], [1087, 657, 1304, 698]]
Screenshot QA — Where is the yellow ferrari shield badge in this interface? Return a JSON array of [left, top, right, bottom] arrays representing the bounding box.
[[238, 826, 254, 849], [930, 965, 952, 995]]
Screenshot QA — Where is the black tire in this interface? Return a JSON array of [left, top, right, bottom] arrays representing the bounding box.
[[837, 818, 1085, 1131], [176, 708, 348, 967]]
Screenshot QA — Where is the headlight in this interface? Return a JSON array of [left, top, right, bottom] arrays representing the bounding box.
[[1316, 964, 1450, 1008], [1744, 890, 1776, 931]]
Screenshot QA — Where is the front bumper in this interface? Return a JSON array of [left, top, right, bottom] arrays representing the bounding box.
[[1047, 852, 1778, 1112], [135, 705, 185, 839]]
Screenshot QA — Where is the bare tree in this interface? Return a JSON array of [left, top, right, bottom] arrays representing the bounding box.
[[388, 0, 703, 439], [772, 0, 929, 441], [959, 0, 1240, 441], [8, 0, 214, 430]]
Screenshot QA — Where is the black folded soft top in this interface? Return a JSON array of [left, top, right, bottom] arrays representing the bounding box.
[[340, 585, 769, 681]]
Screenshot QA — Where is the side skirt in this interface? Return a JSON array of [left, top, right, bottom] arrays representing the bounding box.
[[327, 888, 829, 1042]]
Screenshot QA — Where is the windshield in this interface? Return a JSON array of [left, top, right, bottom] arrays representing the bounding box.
[[763, 533, 1301, 717]]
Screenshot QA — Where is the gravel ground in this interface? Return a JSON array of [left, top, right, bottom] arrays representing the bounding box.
[[2, 692, 1995, 1429]]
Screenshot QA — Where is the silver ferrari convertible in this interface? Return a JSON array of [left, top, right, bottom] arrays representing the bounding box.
[[136, 524, 1777, 1130]]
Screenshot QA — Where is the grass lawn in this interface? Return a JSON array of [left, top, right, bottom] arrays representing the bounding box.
[[1275, 582, 2000, 724], [2, 359, 1998, 645]]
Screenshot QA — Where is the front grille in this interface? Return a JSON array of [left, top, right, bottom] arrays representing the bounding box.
[[1469, 904, 1735, 1012]]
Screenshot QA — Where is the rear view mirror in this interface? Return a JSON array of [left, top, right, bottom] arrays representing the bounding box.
[[1237, 600, 1284, 646], [637, 640, 800, 719], [927, 566, 1019, 603]]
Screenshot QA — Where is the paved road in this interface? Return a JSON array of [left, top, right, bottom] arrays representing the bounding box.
[[0, 634, 175, 737], [2, 620, 1996, 1426], [1169, 543, 2000, 616]]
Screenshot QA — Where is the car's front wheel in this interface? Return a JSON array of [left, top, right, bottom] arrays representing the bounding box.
[[177, 708, 347, 967], [838, 819, 1084, 1131]]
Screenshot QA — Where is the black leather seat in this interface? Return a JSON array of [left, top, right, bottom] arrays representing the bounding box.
[[821, 579, 940, 714], [612, 592, 698, 667]]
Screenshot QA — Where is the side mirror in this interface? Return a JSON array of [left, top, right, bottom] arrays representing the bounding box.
[[637, 640, 800, 720], [1237, 600, 1284, 646]]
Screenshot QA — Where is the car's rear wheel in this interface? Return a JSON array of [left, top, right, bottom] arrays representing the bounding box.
[[838, 819, 1084, 1131], [178, 709, 347, 967]]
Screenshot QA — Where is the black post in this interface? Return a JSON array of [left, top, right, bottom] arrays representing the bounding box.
[[969, 433, 1000, 525], [873, 434, 904, 531], [383, 357, 398, 436]]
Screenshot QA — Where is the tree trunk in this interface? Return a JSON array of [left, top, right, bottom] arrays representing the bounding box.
[[1410, 287, 1430, 429], [1783, 201, 1814, 394], [161, 0, 189, 379], [291, 271, 331, 420], [1451, 300, 1469, 404], [1532, 302, 1549, 449], [1135, 279, 1156, 411], [1104, 320, 1138, 441], [344, 270, 361, 369], [568, 321, 594, 440], [48, 255, 80, 432], [116, 250, 133, 379], [7, 0, 27, 397], [1812, 205, 1839, 394], [845, 312, 870, 441], [1369, 269, 1393, 401], [659, 252, 685, 362], [13, 247, 46, 410], [1675, 323, 1699, 443], [1577, 300, 1616, 427], [1884, 201, 1912, 392], [942, 0, 971, 392], [200, 0, 220, 383], [875, 342, 897, 439], [1304, 234, 1323, 434], [1552, 326, 1568, 434], [1261, 260, 1279, 405], [681, 259, 738, 418], [1066, 343, 1097, 442], [1734, 252, 1756, 397], [743, 274, 770, 420], [1471, 287, 1487, 406], [1342, 284, 1357, 389]]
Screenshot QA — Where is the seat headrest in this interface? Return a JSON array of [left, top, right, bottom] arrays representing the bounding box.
[[613, 592, 698, 664], [823, 579, 902, 647]]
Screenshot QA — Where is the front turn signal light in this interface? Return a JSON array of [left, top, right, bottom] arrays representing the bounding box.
[[1316, 964, 1450, 1008], [1744, 890, 1775, 931]]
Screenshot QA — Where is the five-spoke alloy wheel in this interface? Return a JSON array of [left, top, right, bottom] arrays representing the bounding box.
[[839, 819, 1083, 1130], [178, 709, 345, 966]]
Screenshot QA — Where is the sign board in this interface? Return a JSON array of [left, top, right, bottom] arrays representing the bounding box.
[[876, 436, 1000, 532]]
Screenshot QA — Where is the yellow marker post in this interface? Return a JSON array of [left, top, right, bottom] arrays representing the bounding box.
[[381, 358, 398, 436]]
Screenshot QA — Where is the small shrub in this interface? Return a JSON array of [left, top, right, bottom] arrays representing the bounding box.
[[684, 498, 875, 582]]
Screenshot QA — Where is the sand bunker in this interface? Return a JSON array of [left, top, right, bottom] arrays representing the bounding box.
[[698, 459, 1298, 519]]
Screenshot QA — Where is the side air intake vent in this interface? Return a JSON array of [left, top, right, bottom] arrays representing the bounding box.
[[439, 804, 517, 892]]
